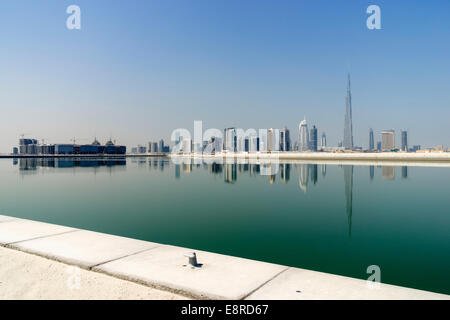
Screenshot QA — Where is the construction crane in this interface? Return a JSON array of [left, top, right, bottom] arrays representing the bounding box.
[[70, 137, 88, 145]]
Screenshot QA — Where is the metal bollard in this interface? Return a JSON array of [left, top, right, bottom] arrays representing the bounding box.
[[184, 252, 198, 267]]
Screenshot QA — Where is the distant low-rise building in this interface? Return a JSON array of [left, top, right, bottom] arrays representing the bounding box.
[[137, 145, 147, 153], [55, 144, 75, 155], [377, 141, 382, 151], [18, 138, 125, 155], [19, 139, 38, 154], [416, 145, 447, 153]]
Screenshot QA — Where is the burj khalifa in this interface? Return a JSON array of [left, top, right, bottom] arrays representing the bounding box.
[[343, 74, 354, 150]]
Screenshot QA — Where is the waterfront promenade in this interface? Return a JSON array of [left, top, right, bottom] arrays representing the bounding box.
[[0, 214, 448, 300]]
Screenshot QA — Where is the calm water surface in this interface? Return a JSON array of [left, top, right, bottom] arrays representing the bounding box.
[[0, 157, 449, 294]]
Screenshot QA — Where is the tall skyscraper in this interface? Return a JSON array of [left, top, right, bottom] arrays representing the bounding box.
[[381, 130, 395, 151], [224, 128, 236, 152], [182, 139, 192, 153], [321, 132, 326, 148], [280, 127, 290, 151], [369, 128, 374, 150], [236, 135, 245, 152], [259, 130, 268, 152], [244, 137, 249, 152], [214, 137, 223, 153], [401, 130, 408, 152], [298, 119, 309, 151], [267, 128, 279, 152], [249, 136, 258, 152], [343, 74, 354, 150], [310, 125, 318, 151], [267, 129, 273, 152]]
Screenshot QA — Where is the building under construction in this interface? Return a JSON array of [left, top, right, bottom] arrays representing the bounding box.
[[18, 138, 126, 155]]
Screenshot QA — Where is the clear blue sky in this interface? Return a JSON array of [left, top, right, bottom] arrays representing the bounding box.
[[1, 0, 450, 152]]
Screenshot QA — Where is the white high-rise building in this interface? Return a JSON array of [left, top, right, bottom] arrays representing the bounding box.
[[224, 128, 236, 152], [236, 135, 245, 152], [183, 139, 192, 153], [214, 137, 223, 153], [321, 132, 327, 147], [259, 130, 268, 152], [298, 119, 309, 151], [250, 136, 258, 152], [267, 128, 280, 152]]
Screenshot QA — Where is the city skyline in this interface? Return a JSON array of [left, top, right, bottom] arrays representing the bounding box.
[[7, 70, 431, 156], [1, 1, 450, 153]]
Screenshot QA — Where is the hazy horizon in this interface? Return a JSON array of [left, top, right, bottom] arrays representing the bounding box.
[[1, 0, 450, 153]]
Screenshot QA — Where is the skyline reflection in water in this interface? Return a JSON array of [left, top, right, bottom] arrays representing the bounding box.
[[16, 158, 126, 173], [15, 157, 411, 239]]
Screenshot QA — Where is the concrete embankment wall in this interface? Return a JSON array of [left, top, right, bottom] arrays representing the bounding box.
[[0, 215, 448, 300], [171, 152, 450, 162], [0, 153, 169, 159]]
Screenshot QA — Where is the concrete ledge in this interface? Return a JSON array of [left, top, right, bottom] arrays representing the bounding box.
[[10, 230, 161, 269], [0, 215, 18, 223], [0, 246, 187, 300], [93, 245, 288, 300], [171, 152, 450, 163], [0, 215, 448, 300], [246, 267, 449, 300], [0, 219, 75, 245]]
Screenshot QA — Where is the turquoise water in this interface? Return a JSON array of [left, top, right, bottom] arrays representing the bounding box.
[[1, 157, 449, 294]]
